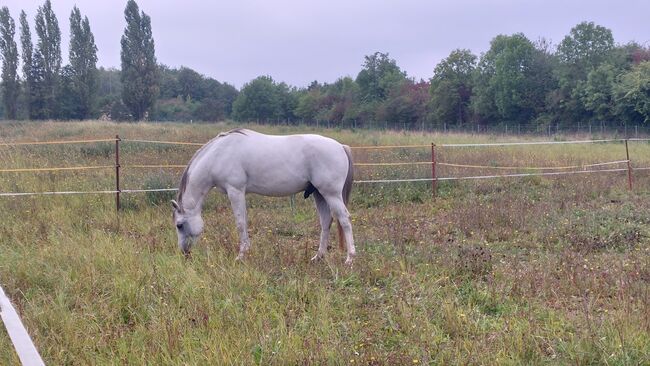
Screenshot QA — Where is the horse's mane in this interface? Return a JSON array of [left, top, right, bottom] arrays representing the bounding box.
[[176, 128, 247, 207]]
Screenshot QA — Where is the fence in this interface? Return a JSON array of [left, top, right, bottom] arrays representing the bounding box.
[[1, 135, 649, 361], [0, 136, 648, 204]]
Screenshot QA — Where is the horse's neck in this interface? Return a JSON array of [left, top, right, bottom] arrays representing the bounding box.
[[181, 162, 213, 214]]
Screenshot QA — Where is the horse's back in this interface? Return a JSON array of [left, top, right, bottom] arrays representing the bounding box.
[[215, 130, 349, 196]]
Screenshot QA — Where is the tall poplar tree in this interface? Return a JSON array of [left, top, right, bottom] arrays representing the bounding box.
[[68, 6, 98, 119], [0, 7, 19, 119], [19, 11, 34, 119], [120, 0, 158, 120], [34, 0, 61, 119]]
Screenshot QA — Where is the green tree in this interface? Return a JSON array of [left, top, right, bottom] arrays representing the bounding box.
[[295, 84, 323, 122], [58, 64, 77, 119], [379, 80, 430, 128], [294, 78, 361, 125], [34, 0, 62, 119], [120, 0, 159, 120], [232, 76, 281, 121], [327, 77, 360, 123], [555, 22, 615, 123], [29, 49, 48, 119], [429, 49, 477, 126], [177, 66, 203, 101], [472, 34, 553, 125], [276, 82, 299, 121], [0, 7, 19, 119], [356, 52, 407, 102], [614, 61, 650, 124], [68, 6, 98, 119], [580, 63, 617, 122], [155, 65, 238, 121], [96, 67, 124, 119], [19, 11, 33, 119], [609, 42, 650, 70], [158, 64, 181, 99], [206, 80, 238, 118], [557, 21, 614, 78]]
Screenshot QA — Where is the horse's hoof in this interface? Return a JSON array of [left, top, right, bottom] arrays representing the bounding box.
[[345, 256, 354, 266], [235, 253, 245, 261]]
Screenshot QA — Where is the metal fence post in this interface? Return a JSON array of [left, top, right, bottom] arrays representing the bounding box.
[[625, 139, 633, 190], [115, 135, 121, 210], [431, 143, 437, 197]]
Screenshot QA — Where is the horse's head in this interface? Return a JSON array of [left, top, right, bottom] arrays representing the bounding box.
[[171, 200, 204, 255]]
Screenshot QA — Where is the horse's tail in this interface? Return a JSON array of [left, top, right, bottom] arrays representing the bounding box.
[[338, 144, 354, 250]]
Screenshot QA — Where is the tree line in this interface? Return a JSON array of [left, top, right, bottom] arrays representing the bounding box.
[[0, 0, 649, 129], [231, 23, 650, 130]]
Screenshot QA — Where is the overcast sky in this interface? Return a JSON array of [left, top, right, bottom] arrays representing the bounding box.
[[2, 0, 649, 88]]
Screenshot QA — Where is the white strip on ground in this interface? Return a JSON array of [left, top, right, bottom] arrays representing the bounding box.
[[0, 286, 45, 366]]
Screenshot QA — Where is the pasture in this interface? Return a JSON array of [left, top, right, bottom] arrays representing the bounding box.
[[0, 121, 649, 365]]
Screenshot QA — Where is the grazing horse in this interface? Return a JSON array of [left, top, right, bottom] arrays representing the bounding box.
[[171, 129, 356, 264]]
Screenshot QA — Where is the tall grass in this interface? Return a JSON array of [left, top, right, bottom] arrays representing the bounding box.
[[0, 121, 648, 364]]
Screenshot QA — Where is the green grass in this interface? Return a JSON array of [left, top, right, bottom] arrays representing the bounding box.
[[0, 121, 649, 364]]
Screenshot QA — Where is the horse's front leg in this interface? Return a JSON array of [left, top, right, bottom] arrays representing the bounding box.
[[227, 188, 250, 260]]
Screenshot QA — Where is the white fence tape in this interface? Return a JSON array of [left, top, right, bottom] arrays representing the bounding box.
[[0, 166, 646, 196], [355, 168, 630, 183], [0, 190, 118, 197], [439, 139, 620, 147], [0, 286, 45, 366], [121, 188, 178, 193]]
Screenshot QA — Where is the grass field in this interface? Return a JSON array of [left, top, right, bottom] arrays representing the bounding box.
[[0, 121, 649, 365]]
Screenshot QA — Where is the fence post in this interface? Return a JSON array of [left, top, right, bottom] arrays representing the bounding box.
[[115, 135, 121, 210], [431, 143, 437, 197], [625, 139, 633, 190]]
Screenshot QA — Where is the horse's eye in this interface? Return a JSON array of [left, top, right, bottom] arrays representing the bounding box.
[[176, 223, 183, 229]]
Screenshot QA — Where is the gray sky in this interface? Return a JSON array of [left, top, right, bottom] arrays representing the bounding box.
[[3, 0, 649, 88]]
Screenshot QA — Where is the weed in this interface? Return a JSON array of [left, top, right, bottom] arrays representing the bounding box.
[[454, 244, 493, 278]]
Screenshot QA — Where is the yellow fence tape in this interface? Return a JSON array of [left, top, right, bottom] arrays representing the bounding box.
[[0, 165, 115, 173], [0, 138, 117, 146]]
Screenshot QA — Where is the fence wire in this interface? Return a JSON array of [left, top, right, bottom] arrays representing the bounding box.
[[0, 136, 647, 197]]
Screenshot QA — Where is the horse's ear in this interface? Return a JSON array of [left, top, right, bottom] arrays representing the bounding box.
[[171, 200, 180, 211]]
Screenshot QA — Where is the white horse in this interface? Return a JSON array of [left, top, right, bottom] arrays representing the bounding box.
[[171, 129, 356, 264]]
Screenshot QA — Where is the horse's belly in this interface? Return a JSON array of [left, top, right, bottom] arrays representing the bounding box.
[[245, 174, 308, 197]]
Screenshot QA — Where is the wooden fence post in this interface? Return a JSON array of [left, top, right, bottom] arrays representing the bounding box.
[[115, 135, 121, 210], [431, 143, 437, 196]]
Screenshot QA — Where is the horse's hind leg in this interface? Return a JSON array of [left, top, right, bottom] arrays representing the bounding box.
[[227, 188, 250, 260], [311, 191, 332, 261], [323, 194, 355, 265]]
